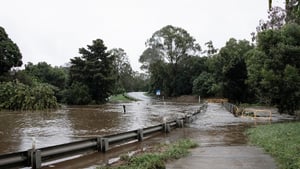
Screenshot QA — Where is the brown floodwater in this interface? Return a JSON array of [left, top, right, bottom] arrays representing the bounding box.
[[0, 92, 295, 169], [0, 92, 201, 154], [41, 102, 295, 169]]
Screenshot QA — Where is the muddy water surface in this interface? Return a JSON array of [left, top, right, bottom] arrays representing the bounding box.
[[0, 92, 200, 154], [43, 102, 295, 169], [0, 92, 295, 168]]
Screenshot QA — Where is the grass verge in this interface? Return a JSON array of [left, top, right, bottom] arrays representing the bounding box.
[[109, 93, 138, 103], [98, 139, 198, 169], [247, 122, 300, 169]]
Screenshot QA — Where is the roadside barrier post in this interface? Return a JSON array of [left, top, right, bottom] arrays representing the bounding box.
[[97, 137, 102, 152], [163, 123, 170, 133], [176, 119, 183, 128], [101, 138, 109, 152], [31, 150, 41, 169], [137, 129, 143, 141], [185, 115, 191, 123]]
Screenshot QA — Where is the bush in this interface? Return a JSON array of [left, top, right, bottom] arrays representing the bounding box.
[[62, 82, 92, 105], [0, 81, 58, 110]]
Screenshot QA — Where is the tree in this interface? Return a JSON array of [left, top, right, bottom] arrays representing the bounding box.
[[202, 41, 218, 56], [148, 60, 170, 96], [218, 38, 254, 103], [131, 71, 149, 92], [176, 56, 208, 95], [268, 0, 300, 24], [25, 62, 68, 89], [139, 47, 163, 71], [192, 72, 216, 97], [246, 23, 300, 114], [147, 25, 201, 64], [110, 48, 135, 93], [69, 39, 115, 104], [0, 26, 22, 79], [63, 82, 91, 105], [146, 25, 201, 96]]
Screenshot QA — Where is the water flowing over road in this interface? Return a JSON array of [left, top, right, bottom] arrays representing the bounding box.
[[0, 92, 200, 154], [42, 102, 294, 169], [0, 92, 295, 169]]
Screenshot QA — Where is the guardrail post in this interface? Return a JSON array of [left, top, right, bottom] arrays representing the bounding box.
[[31, 150, 41, 169], [101, 138, 109, 152], [137, 129, 143, 141], [185, 115, 191, 123], [176, 119, 183, 128], [181, 119, 184, 127], [163, 123, 170, 133], [97, 137, 102, 152]]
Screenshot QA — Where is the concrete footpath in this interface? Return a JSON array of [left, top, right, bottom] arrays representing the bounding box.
[[166, 145, 277, 169], [166, 103, 278, 169]]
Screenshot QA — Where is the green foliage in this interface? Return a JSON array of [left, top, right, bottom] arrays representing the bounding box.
[[247, 122, 300, 169], [176, 56, 208, 95], [98, 139, 198, 169], [109, 93, 138, 103], [193, 72, 216, 97], [218, 38, 254, 103], [247, 23, 300, 114], [23, 62, 68, 102], [145, 25, 201, 96], [161, 139, 198, 160], [62, 82, 91, 105], [0, 81, 58, 110], [68, 39, 115, 104], [148, 60, 171, 96], [139, 47, 163, 71], [24, 62, 68, 90], [110, 48, 135, 94], [280, 65, 300, 114], [0, 26, 22, 78], [131, 72, 149, 92], [285, 0, 300, 24]]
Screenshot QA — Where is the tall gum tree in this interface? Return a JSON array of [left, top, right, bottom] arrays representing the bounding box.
[[146, 25, 201, 96]]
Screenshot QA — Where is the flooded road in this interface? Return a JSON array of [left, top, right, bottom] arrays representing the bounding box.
[[0, 92, 200, 154], [42, 102, 295, 169]]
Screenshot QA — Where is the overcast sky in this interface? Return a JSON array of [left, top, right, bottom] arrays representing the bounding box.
[[1, 0, 284, 71]]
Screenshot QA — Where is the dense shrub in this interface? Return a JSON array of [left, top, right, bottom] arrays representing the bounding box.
[[0, 81, 58, 110], [62, 82, 92, 105]]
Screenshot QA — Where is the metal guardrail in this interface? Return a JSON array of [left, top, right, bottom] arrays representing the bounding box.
[[223, 102, 273, 121], [222, 102, 239, 116], [0, 103, 207, 169]]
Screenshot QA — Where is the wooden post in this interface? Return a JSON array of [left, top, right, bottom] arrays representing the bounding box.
[[123, 105, 126, 113]]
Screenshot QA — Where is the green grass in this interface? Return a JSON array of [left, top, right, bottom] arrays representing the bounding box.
[[247, 122, 300, 169], [109, 94, 138, 103], [98, 139, 198, 169]]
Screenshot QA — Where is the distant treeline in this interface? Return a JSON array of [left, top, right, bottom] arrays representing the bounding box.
[[0, 1, 299, 114]]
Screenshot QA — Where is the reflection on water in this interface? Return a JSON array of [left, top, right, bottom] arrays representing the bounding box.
[[0, 92, 200, 154]]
